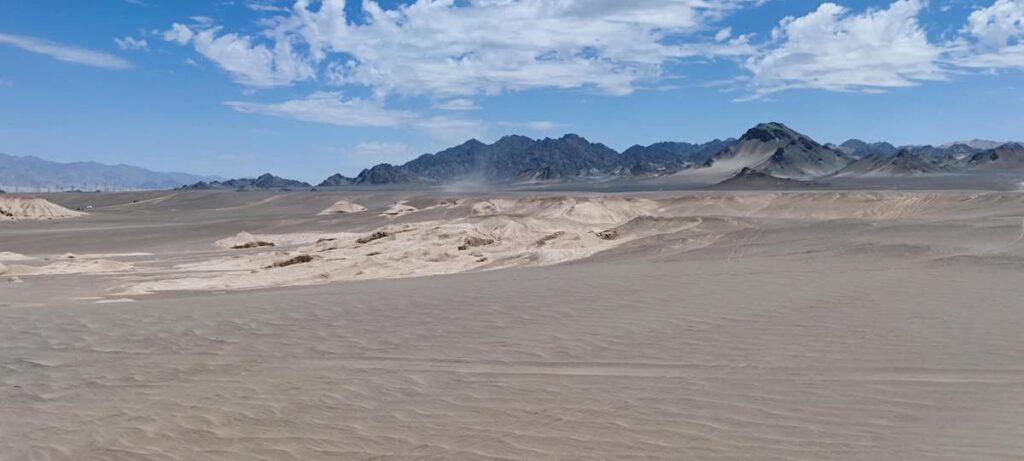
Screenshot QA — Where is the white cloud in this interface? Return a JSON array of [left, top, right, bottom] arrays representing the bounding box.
[[715, 27, 733, 43], [163, 23, 314, 87], [165, 0, 759, 95], [744, 0, 945, 97], [951, 0, 1024, 69], [224, 92, 484, 143], [163, 23, 194, 45], [0, 79, 12, 88], [434, 98, 480, 111], [0, 32, 132, 70], [190, 16, 216, 27], [963, 0, 1024, 47], [114, 36, 149, 51], [497, 120, 566, 132], [247, 1, 289, 13], [225, 92, 413, 127], [293, 0, 760, 97]]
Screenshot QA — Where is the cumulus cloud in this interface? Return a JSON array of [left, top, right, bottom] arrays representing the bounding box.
[[951, 0, 1024, 69], [0, 32, 132, 70], [165, 0, 759, 95], [114, 36, 149, 51], [163, 23, 314, 87], [744, 0, 945, 97], [247, 1, 289, 13]]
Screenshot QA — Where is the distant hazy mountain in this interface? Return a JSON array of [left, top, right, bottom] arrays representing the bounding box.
[[619, 139, 735, 175], [179, 173, 311, 191], [0, 152, 220, 190], [830, 139, 898, 158], [836, 149, 944, 176], [940, 139, 1006, 150], [709, 167, 817, 189], [702, 123, 850, 179], [964, 143, 1024, 171]]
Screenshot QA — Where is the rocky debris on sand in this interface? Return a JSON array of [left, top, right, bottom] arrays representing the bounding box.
[[594, 230, 619, 240], [458, 236, 495, 251]]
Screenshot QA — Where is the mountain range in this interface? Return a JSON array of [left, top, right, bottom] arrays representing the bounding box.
[[0, 153, 220, 191], [305, 122, 1023, 187], [312, 135, 736, 187], [177, 173, 311, 191], [8, 123, 1020, 192]]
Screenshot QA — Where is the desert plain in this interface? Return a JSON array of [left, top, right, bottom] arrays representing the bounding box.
[[2, 189, 1023, 459]]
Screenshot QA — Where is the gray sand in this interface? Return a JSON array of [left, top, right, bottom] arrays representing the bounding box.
[[2, 190, 1023, 459]]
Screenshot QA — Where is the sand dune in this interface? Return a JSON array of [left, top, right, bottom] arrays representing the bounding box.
[[215, 231, 276, 249], [2, 190, 1024, 459], [0, 196, 86, 220], [119, 197, 704, 295], [1, 254, 135, 276], [381, 200, 419, 217], [317, 199, 367, 215]]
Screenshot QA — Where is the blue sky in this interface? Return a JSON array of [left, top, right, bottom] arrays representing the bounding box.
[[1, 0, 1022, 182]]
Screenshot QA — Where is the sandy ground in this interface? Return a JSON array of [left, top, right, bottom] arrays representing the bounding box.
[[2, 190, 1023, 459]]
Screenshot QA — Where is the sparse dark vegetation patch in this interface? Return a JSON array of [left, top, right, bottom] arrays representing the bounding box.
[[458, 236, 495, 251], [233, 241, 275, 249], [535, 231, 565, 247], [357, 231, 392, 244], [267, 254, 313, 268]]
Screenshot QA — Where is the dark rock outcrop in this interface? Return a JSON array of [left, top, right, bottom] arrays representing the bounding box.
[[317, 173, 354, 187], [179, 173, 311, 191], [710, 167, 816, 189], [704, 123, 851, 179]]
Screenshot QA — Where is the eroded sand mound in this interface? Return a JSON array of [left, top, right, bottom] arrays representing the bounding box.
[[318, 199, 367, 215], [0, 196, 86, 221], [0, 252, 32, 262], [381, 201, 418, 217], [216, 231, 276, 249], [119, 197, 713, 295]]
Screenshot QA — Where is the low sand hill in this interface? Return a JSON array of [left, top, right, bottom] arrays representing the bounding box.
[[118, 197, 698, 295], [318, 199, 367, 215], [0, 196, 86, 220]]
